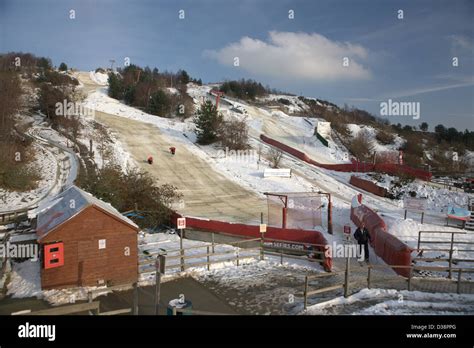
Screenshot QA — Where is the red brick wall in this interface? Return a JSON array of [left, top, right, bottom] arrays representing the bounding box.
[[40, 206, 138, 289]]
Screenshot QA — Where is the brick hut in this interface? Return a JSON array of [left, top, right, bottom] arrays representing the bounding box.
[[36, 186, 139, 289]]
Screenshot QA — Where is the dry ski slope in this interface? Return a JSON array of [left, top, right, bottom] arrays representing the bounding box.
[[76, 73, 266, 223]]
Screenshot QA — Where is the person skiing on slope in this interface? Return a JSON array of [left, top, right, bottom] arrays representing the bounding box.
[[147, 156, 153, 164], [354, 223, 371, 262]]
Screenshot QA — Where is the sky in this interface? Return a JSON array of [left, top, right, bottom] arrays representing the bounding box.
[[1, 0, 473, 130]]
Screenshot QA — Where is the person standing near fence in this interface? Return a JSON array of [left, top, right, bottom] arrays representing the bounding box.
[[354, 223, 371, 262]]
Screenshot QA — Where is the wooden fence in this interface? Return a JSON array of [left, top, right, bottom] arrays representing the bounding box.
[[417, 230, 474, 278], [302, 260, 474, 311]]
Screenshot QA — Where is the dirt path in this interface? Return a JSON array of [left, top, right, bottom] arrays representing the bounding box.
[[94, 111, 266, 223]]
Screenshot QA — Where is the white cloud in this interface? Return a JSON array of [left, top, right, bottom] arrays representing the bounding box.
[[204, 31, 372, 81], [450, 35, 474, 52]]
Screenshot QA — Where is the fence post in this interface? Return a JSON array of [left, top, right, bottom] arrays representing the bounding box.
[[207, 246, 210, 271], [407, 267, 413, 291], [236, 250, 240, 267], [211, 233, 215, 253], [457, 269, 462, 294], [155, 257, 162, 315], [133, 282, 139, 315], [303, 275, 309, 310], [404, 210, 407, 220], [421, 212, 424, 224], [180, 229, 185, 272], [280, 252, 283, 265], [344, 257, 350, 298], [367, 266, 371, 289], [448, 233, 455, 279]]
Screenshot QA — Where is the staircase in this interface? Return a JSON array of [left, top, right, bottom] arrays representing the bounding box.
[[466, 198, 474, 231]]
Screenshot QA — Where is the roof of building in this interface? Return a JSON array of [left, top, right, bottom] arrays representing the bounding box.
[[36, 185, 139, 240]]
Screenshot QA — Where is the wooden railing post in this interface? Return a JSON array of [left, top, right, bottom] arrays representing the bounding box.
[[133, 282, 139, 315], [457, 269, 462, 294], [367, 266, 372, 289], [344, 257, 350, 298], [448, 233, 455, 279], [211, 233, 215, 253], [303, 275, 309, 310], [407, 267, 413, 291]]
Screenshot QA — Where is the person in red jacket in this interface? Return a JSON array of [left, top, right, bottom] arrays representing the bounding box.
[[169, 147, 176, 155], [147, 156, 153, 164]]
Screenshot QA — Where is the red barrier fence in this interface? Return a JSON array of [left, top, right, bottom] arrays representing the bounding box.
[[349, 175, 388, 197], [350, 199, 412, 277], [260, 134, 432, 181], [171, 213, 332, 272]]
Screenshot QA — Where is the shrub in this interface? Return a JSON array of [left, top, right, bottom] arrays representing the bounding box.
[[376, 129, 395, 145], [218, 117, 249, 150]]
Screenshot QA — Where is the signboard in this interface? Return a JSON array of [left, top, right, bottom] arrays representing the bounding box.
[[177, 217, 186, 229], [259, 224, 267, 233], [403, 197, 427, 211], [263, 168, 292, 178], [316, 122, 331, 138]]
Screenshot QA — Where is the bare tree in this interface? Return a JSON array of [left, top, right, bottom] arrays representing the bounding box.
[[269, 147, 283, 168]]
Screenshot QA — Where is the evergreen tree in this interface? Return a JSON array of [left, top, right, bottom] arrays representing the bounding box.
[[58, 62, 68, 71], [108, 73, 124, 99], [148, 90, 170, 116], [194, 101, 223, 144], [419, 122, 429, 132]]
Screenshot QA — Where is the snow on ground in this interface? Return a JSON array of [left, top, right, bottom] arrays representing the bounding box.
[[0, 144, 57, 211], [356, 173, 471, 213], [258, 94, 309, 114], [305, 288, 474, 315], [89, 71, 109, 85], [138, 231, 261, 284], [7, 260, 117, 305], [347, 123, 405, 152], [82, 87, 317, 196]]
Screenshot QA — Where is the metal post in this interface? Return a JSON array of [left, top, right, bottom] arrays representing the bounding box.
[[180, 229, 185, 272], [344, 257, 350, 298], [421, 212, 424, 224], [457, 269, 462, 294], [404, 210, 407, 220], [155, 258, 162, 315], [133, 282, 139, 315], [211, 233, 215, 253], [449, 233, 455, 279], [280, 252, 283, 265], [236, 250, 239, 266], [303, 276, 309, 310], [260, 212, 265, 261], [207, 246, 210, 271]]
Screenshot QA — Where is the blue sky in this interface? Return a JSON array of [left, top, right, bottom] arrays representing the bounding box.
[[1, 0, 473, 130]]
